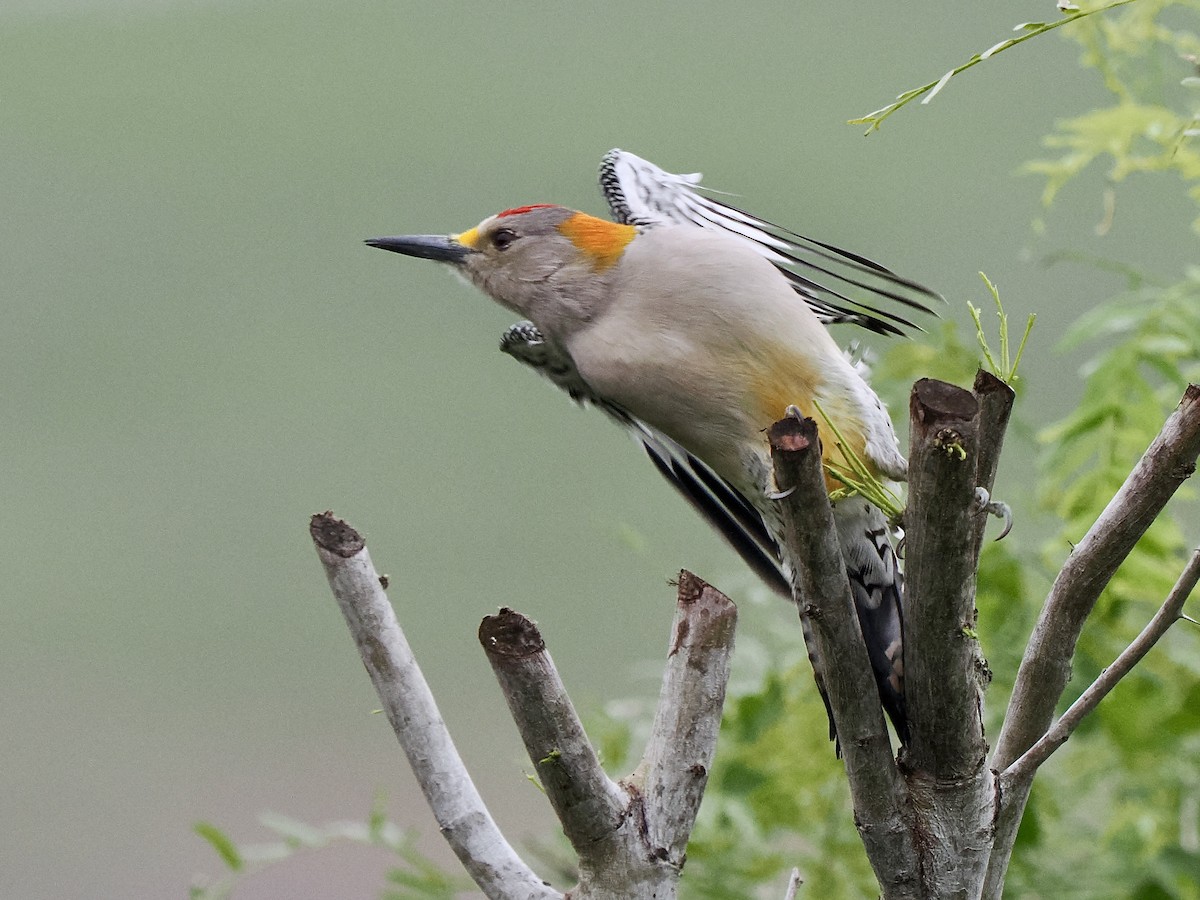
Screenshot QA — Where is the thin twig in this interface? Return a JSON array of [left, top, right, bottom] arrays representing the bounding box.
[[984, 384, 1200, 899], [783, 868, 803, 900], [970, 370, 1016, 559], [849, 0, 1138, 134], [993, 384, 1200, 771], [1002, 547, 1200, 785]]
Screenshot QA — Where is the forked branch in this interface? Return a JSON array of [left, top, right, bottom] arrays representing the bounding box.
[[312, 510, 740, 899], [309, 379, 1196, 900], [994, 384, 1200, 771], [478, 572, 737, 895], [1002, 546, 1200, 785], [984, 384, 1200, 899]]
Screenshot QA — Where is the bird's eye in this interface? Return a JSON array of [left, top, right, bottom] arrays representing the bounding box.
[[491, 228, 518, 251]]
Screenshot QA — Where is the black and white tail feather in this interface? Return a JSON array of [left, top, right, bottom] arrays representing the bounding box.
[[599, 148, 943, 337]]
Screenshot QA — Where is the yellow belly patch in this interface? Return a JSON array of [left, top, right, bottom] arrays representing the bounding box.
[[747, 347, 873, 493]]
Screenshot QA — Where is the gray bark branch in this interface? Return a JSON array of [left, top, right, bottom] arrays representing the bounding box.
[[903, 378, 988, 777], [901, 379, 995, 896], [479, 609, 629, 864], [993, 384, 1200, 771], [309, 513, 560, 900], [1001, 546, 1200, 784], [969, 370, 1016, 559], [983, 384, 1200, 898], [478, 573, 737, 899], [633, 570, 738, 870], [313, 509, 736, 900], [310, 376, 1197, 900], [767, 415, 920, 900]]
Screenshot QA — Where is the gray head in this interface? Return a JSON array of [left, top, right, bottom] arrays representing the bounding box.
[[367, 204, 637, 335]]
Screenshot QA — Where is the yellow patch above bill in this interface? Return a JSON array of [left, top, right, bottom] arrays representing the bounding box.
[[454, 226, 481, 249]]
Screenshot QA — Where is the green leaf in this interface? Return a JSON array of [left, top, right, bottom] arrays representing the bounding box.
[[194, 822, 243, 872]]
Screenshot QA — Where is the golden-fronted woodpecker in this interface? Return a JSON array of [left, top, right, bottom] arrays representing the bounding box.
[[366, 150, 941, 747]]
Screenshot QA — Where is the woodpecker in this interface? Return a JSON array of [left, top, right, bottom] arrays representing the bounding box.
[[366, 150, 941, 747]]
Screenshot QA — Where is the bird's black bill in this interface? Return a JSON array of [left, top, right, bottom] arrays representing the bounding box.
[[364, 234, 472, 263]]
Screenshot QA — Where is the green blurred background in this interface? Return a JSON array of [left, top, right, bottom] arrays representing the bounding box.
[[3, 2, 1194, 897]]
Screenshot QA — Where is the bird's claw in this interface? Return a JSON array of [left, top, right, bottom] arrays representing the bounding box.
[[767, 406, 806, 499], [973, 487, 1013, 541], [499, 321, 604, 407], [500, 320, 546, 356]]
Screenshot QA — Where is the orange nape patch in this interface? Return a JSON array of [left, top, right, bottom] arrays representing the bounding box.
[[557, 212, 636, 271]]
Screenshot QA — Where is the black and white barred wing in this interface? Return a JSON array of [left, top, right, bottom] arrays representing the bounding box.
[[598, 148, 942, 337]]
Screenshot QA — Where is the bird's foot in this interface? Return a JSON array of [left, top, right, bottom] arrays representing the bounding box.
[[500, 321, 596, 405], [500, 320, 547, 361], [767, 407, 808, 499], [973, 487, 1013, 540]]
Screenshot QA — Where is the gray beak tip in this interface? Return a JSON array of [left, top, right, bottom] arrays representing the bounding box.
[[364, 234, 472, 264]]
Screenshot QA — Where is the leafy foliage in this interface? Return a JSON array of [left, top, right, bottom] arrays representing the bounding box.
[[684, 664, 875, 899], [665, 256, 1200, 894], [679, 2, 1200, 881], [878, 269, 1200, 899], [1024, 0, 1200, 232], [1012, 265, 1200, 900], [969, 273, 1036, 387], [587, 626, 880, 898], [190, 797, 469, 900]]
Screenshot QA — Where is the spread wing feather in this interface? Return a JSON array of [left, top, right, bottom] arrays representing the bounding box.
[[598, 148, 942, 336]]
